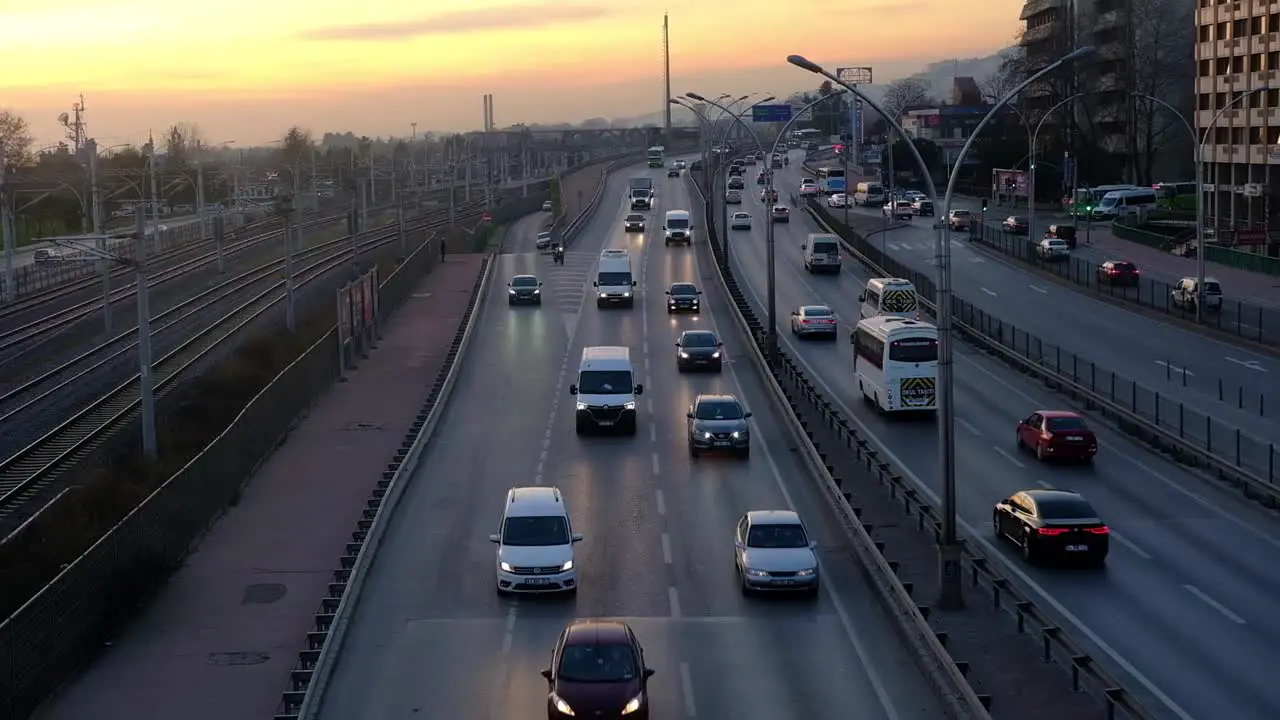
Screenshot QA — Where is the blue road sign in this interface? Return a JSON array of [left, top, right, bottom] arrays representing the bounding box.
[[864, 149, 883, 164], [1062, 156, 1076, 180], [752, 104, 793, 123]]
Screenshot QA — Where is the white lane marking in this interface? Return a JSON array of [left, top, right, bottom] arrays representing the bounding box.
[[691, 216, 906, 720], [1034, 479, 1053, 489], [980, 287, 998, 296], [1183, 584, 1246, 624], [992, 446, 1025, 468], [1108, 530, 1151, 560], [956, 417, 982, 436], [679, 661, 698, 717], [661, 533, 672, 564], [1029, 284, 1048, 294], [501, 606, 516, 653], [642, 340, 649, 355], [649, 424, 657, 442], [1153, 360, 1195, 376], [655, 489, 666, 516], [652, 452, 660, 476], [1224, 356, 1267, 372], [730, 243, 1199, 720], [667, 586, 682, 618], [647, 398, 654, 414], [644, 355, 651, 372]]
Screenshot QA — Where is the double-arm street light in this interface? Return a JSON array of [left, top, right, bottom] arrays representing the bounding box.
[[1027, 94, 1082, 243], [669, 98, 719, 256], [789, 45, 1095, 609], [1131, 87, 1267, 322]]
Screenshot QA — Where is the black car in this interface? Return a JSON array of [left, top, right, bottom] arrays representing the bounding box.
[[542, 620, 654, 719], [508, 275, 543, 305], [1097, 259, 1140, 286], [624, 213, 646, 232], [665, 282, 702, 313], [675, 330, 723, 371], [667, 168, 680, 177], [1046, 223, 1078, 248], [994, 489, 1110, 566], [728, 165, 744, 177]]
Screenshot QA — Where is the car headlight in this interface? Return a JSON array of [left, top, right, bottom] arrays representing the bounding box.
[[598, 292, 606, 297], [744, 568, 769, 577], [796, 568, 817, 577], [731, 431, 742, 438], [500, 561, 514, 572], [621, 693, 644, 714], [508, 288, 516, 294], [623, 292, 632, 297], [560, 560, 574, 571], [576, 402, 587, 411], [533, 289, 540, 294], [701, 431, 714, 439], [551, 693, 574, 715], [678, 351, 689, 358], [624, 401, 636, 410], [710, 351, 719, 358]]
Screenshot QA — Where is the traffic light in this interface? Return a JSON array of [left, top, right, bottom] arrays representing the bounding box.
[[981, 198, 988, 212], [835, 144, 845, 153]]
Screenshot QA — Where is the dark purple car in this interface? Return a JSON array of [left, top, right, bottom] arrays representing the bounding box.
[[542, 620, 655, 719]]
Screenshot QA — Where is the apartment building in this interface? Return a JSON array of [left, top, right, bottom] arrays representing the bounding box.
[[1197, 0, 1280, 244]]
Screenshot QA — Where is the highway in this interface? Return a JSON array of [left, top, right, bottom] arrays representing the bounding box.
[[718, 149, 1280, 720], [797, 158, 1278, 475], [313, 161, 944, 720]]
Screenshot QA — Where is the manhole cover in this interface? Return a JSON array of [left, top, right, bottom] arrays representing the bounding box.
[[207, 651, 270, 666], [341, 422, 385, 432], [242, 583, 286, 604]]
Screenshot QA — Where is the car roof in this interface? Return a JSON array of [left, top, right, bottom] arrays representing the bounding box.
[[733, 211, 751, 217], [800, 304, 832, 313], [1019, 489, 1094, 511], [1036, 410, 1082, 418], [564, 619, 632, 646], [512, 274, 537, 281], [773, 205, 788, 211], [626, 213, 643, 218], [505, 486, 565, 515], [670, 282, 698, 290], [681, 329, 716, 338], [745, 509, 802, 525], [695, 393, 739, 405]]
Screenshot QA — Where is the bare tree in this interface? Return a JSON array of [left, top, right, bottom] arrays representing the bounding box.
[[881, 78, 935, 121], [0, 110, 34, 167], [1131, 0, 1195, 183], [980, 46, 1030, 103]]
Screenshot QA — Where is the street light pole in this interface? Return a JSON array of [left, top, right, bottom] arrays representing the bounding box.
[[277, 193, 297, 332], [147, 135, 161, 255], [0, 146, 13, 304], [790, 46, 1095, 610], [1028, 94, 1083, 241], [86, 139, 113, 332], [671, 99, 718, 259], [706, 96, 777, 270], [1133, 88, 1265, 322], [135, 228, 157, 459]]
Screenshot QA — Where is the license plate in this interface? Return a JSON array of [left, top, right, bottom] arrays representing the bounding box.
[[525, 578, 549, 584], [597, 421, 614, 427], [714, 441, 730, 447], [1064, 545, 1088, 552], [1065, 436, 1083, 441], [775, 580, 795, 586]]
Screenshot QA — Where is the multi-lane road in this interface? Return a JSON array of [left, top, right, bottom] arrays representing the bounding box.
[[313, 162, 944, 719], [804, 159, 1277, 471], [716, 150, 1280, 720]]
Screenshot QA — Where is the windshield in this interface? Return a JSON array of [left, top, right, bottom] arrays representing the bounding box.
[[1111, 262, 1136, 272], [803, 307, 833, 317], [668, 218, 690, 229], [670, 284, 697, 296], [558, 644, 638, 683], [626, 214, 643, 221], [1203, 281, 1222, 294], [1046, 416, 1088, 432], [747, 523, 809, 548], [1009, 217, 1027, 224], [1098, 196, 1119, 208], [598, 272, 632, 286], [512, 277, 538, 288], [501, 515, 570, 546], [823, 168, 846, 178], [734, 213, 750, 220], [681, 332, 717, 348], [695, 399, 742, 419], [889, 337, 937, 363], [1037, 497, 1096, 520], [577, 370, 632, 394]]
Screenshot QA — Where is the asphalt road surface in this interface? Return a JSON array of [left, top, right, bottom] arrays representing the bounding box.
[[795, 160, 1278, 474], [313, 161, 945, 720], [716, 150, 1280, 720]]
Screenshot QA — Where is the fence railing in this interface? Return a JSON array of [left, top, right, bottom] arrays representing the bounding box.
[[966, 222, 1280, 349], [804, 200, 1279, 487]]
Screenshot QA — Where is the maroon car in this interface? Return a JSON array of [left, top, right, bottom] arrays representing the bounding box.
[[1097, 259, 1140, 286], [542, 620, 655, 719], [1016, 410, 1098, 462]]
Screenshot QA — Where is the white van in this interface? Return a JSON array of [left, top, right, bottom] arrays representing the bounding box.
[[859, 278, 921, 320], [1092, 188, 1157, 220], [664, 209, 693, 245], [854, 182, 885, 207], [569, 346, 644, 434], [594, 249, 636, 307], [801, 233, 842, 273], [490, 486, 582, 595]]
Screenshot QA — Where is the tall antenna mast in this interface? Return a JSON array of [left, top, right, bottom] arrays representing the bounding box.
[[663, 13, 672, 139]]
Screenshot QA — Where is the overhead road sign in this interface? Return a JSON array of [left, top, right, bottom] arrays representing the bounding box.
[[752, 104, 793, 123]]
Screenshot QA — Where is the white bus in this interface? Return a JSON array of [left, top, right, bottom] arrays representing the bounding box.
[[647, 146, 665, 168], [851, 317, 938, 414], [816, 166, 846, 195]]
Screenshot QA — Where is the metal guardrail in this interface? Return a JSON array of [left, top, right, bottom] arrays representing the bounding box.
[[691, 174, 1157, 719], [688, 176, 993, 720], [803, 199, 1280, 503]]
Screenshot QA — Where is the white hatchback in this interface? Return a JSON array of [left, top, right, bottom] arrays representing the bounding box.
[[799, 179, 819, 196], [731, 212, 752, 230]]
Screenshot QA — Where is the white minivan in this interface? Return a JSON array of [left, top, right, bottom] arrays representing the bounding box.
[[854, 181, 885, 206], [490, 486, 582, 596], [569, 346, 644, 434], [594, 249, 636, 307], [859, 278, 921, 320], [1091, 188, 1157, 220], [801, 233, 842, 273], [664, 209, 693, 245]]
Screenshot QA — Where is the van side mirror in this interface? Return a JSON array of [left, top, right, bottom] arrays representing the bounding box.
[[717, 341, 723, 346], [506, 283, 511, 287], [541, 669, 553, 682], [800, 244, 806, 250], [697, 290, 703, 294], [632, 281, 637, 287], [857, 293, 865, 302], [849, 332, 856, 344], [571, 533, 584, 542], [644, 668, 656, 680], [686, 411, 694, 419], [569, 385, 578, 395], [665, 290, 671, 295], [634, 384, 644, 395], [539, 282, 544, 287], [592, 281, 598, 287], [809, 540, 818, 549], [488, 533, 501, 543], [791, 311, 798, 316], [744, 412, 753, 418]]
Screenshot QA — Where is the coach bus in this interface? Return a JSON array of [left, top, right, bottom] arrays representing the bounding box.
[[851, 316, 938, 415]]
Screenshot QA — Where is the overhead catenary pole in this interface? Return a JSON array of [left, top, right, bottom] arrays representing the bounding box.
[[132, 210, 157, 459], [147, 132, 161, 253], [0, 145, 13, 304], [278, 194, 297, 332], [790, 47, 1095, 611], [87, 139, 112, 330]]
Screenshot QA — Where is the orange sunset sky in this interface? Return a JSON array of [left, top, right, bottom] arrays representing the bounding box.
[[1, 0, 1024, 147]]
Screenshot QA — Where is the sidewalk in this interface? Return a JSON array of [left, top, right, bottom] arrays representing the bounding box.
[[34, 254, 487, 720]]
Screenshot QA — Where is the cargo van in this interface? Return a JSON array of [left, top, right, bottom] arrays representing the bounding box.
[[569, 346, 644, 434], [594, 249, 636, 307], [664, 210, 693, 245], [859, 278, 921, 320], [1091, 188, 1158, 220], [801, 233, 842, 273], [854, 182, 885, 206]]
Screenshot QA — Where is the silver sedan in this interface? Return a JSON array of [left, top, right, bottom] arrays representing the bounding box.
[[789, 305, 838, 338], [734, 510, 819, 595]]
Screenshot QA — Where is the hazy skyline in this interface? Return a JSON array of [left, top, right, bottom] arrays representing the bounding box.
[[2, 0, 1024, 147]]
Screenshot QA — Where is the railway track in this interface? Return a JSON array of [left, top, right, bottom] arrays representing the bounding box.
[[0, 204, 487, 527]]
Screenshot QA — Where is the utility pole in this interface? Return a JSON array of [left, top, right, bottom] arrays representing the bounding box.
[[133, 211, 157, 459], [278, 194, 297, 332], [87, 139, 112, 331], [147, 131, 161, 254], [1, 144, 14, 304]]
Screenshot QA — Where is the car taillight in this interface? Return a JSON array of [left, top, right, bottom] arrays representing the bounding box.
[[1041, 431, 1053, 440], [1038, 528, 1069, 536], [1085, 527, 1110, 535]]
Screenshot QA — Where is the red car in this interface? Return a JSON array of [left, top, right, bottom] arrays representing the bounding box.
[[1016, 410, 1098, 462], [542, 620, 654, 719]]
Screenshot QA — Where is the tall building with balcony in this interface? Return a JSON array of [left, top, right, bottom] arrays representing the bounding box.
[[1197, 0, 1280, 245]]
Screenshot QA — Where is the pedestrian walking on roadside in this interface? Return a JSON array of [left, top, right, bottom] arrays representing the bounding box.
[[440, 237, 447, 262]]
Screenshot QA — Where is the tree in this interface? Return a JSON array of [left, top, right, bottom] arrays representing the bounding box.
[[279, 126, 313, 191], [163, 122, 204, 172], [980, 46, 1030, 104], [881, 78, 935, 122], [891, 137, 942, 176], [1130, 0, 1195, 183], [0, 110, 34, 168]]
